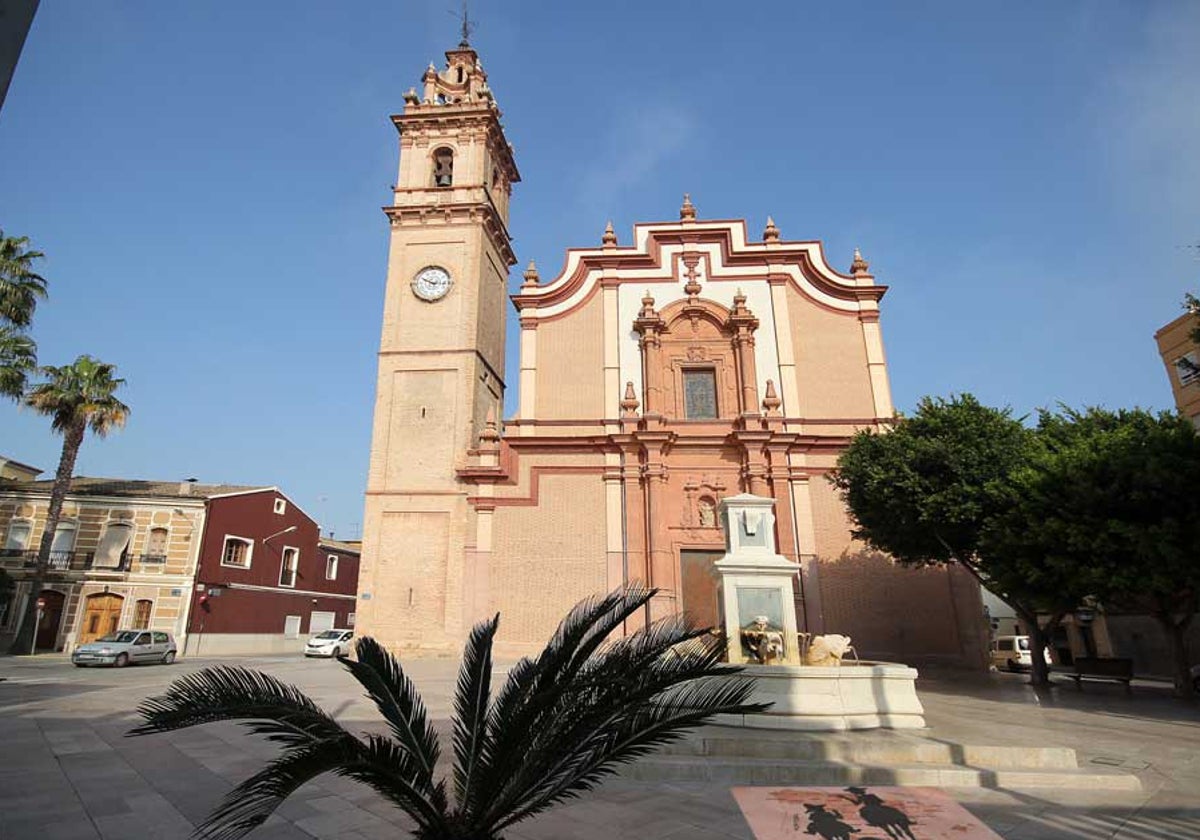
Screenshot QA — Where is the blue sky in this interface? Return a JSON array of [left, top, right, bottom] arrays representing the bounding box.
[[2, 2, 1197, 539]]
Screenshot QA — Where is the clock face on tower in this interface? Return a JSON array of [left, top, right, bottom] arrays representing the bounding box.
[[412, 266, 453, 301]]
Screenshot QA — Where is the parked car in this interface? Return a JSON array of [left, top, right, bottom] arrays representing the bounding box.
[[304, 629, 354, 658], [72, 630, 177, 668], [989, 635, 1051, 672]]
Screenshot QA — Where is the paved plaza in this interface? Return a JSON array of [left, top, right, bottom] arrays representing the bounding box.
[[0, 654, 1197, 839]]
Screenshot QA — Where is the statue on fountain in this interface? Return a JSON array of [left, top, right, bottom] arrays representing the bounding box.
[[740, 615, 786, 665]]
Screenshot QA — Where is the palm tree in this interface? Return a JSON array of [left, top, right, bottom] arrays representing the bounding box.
[[0, 230, 47, 399], [6, 356, 129, 654], [130, 585, 767, 840]]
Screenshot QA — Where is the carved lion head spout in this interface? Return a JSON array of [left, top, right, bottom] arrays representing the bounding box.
[[741, 616, 786, 664], [805, 634, 855, 667]]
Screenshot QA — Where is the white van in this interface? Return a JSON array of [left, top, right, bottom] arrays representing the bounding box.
[[990, 635, 1051, 671]]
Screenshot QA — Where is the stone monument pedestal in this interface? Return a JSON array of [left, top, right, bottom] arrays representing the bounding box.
[[714, 494, 925, 731]]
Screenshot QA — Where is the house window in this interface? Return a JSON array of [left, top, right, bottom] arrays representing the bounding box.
[[284, 615, 301, 639], [1175, 353, 1199, 386], [433, 147, 454, 187], [683, 369, 718, 419], [133, 599, 153, 629], [4, 520, 32, 551], [273, 498, 287, 515], [347, 612, 356, 628], [145, 527, 168, 562], [94, 522, 133, 568], [221, 536, 253, 569], [326, 554, 338, 581], [49, 522, 77, 564], [279, 547, 298, 588]]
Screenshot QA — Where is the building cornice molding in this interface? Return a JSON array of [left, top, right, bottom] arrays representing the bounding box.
[[511, 219, 886, 320]]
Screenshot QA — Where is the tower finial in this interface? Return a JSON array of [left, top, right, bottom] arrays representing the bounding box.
[[602, 220, 617, 248], [763, 216, 780, 244], [454, 0, 476, 47], [620, 381, 640, 416], [522, 260, 540, 287], [680, 193, 696, 222], [851, 247, 871, 276]]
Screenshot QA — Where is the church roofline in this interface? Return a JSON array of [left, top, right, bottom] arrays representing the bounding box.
[[511, 217, 885, 318]]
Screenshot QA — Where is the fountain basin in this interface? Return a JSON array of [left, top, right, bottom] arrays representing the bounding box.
[[717, 661, 925, 731]]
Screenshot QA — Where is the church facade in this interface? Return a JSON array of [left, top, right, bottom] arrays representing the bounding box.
[[356, 43, 987, 668]]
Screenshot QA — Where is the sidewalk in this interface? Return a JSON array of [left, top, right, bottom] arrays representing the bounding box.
[[1, 655, 1197, 839]]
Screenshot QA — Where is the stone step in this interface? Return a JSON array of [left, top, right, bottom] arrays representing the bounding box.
[[660, 733, 1078, 769], [621, 756, 1142, 790]]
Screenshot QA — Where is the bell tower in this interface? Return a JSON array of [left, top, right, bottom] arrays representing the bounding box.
[[357, 40, 519, 652]]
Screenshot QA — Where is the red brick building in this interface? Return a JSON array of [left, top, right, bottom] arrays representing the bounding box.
[[186, 489, 360, 655]]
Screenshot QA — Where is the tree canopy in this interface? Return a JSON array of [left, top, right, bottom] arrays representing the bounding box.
[[835, 395, 1200, 693]]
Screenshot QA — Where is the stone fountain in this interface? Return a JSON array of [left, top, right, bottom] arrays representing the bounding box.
[[713, 493, 925, 731]]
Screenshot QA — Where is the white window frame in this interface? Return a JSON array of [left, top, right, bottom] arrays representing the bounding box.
[[4, 519, 33, 551], [347, 612, 356, 628], [273, 498, 287, 515], [220, 535, 254, 569], [279, 546, 299, 588], [325, 554, 338, 581]]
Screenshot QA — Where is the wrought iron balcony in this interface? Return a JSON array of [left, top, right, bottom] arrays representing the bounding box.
[[0, 549, 97, 571], [0, 549, 138, 572]]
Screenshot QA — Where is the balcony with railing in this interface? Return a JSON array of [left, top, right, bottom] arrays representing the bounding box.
[[0, 548, 109, 572]]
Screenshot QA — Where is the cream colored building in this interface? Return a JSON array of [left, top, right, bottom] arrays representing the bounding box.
[[0, 479, 219, 652], [1155, 311, 1200, 428], [0, 454, 41, 482], [356, 42, 988, 667]]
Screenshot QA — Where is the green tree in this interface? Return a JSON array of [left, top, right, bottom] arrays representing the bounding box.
[[977, 408, 1139, 684], [131, 585, 766, 840], [831, 394, 1079, 686], [1006, 408, 1200, 698], [7, 356, 129, 655], [0, 230, 47, 399]]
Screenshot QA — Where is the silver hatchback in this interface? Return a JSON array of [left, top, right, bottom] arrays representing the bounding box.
[[72, 630, 177, 667]]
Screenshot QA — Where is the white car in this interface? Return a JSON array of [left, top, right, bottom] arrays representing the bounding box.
[[304, 629, 354, 658], [990, 635, 1051, 672]]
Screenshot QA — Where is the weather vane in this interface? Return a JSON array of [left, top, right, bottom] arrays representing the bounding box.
[[451, 0, 475, 47]]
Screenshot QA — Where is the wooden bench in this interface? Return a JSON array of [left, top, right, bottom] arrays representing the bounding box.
[[1069, 657, 1134, 689]]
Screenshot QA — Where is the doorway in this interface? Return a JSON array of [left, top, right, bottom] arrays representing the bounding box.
[[34, 589, 65, 652], [679, 549, 725, 631], [79, 593, 124, 644]]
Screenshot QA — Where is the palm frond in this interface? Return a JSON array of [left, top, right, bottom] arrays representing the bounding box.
[[479, 586, 653, 792], [129, 665, 346, 747], [495, 669, 764, 832], [340, 637, 440, 786], [194, 738, 358, 840], [195, 734, 448, 840], [451, 613, 499, 815], [469, 594, 766, 835], [339, 735, 450, 833], [0, 325, 36, 399]]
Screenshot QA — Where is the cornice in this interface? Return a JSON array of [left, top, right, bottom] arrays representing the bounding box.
[[511, 219, 886, 319], [384, 198, 516, 267]]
